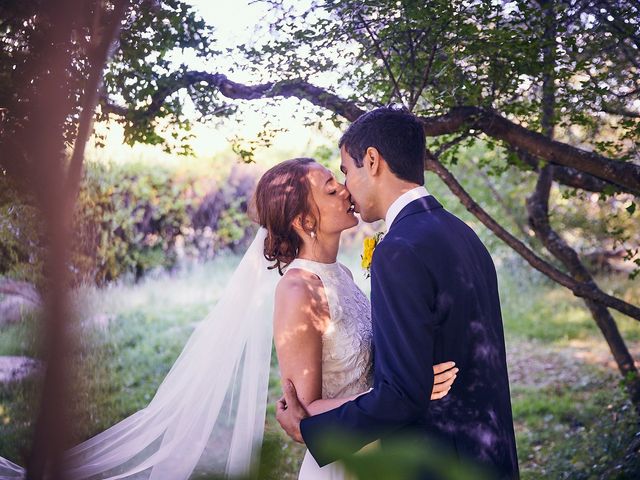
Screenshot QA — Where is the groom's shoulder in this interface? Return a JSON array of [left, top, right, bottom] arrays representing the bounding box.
[[372, 236, 423, 273], [375, 233, 423, 262], [386, 212, 440, 246], [396, 204, 477, 238], [388, 209, 482, 255], [380, 230, 416, 247]]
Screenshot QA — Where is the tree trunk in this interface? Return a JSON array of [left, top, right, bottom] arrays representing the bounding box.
[[18, 2, 128, 478], [527, 165, 640, 409], [526, 0, 640, 411]]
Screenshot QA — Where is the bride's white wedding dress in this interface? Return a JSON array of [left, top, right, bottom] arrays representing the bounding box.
[[285, 258, 373, 480]]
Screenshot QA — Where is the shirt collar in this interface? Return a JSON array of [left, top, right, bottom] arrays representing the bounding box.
[[384, 186, 430, 232]]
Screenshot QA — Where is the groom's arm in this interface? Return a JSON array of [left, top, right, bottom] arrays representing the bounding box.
[[300, 240, 439, 466]]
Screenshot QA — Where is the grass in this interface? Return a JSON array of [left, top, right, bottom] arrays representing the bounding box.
[[0, 246, 638, 479], [496, 255, 640, 479], [497, 255, 640, 344]]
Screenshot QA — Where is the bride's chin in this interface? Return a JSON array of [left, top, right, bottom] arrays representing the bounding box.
[[343, 217, 359, 230]]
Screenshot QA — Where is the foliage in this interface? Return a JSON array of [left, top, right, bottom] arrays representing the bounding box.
[[321, 434, 492, 480], [75, 160, 257, 284], [0, 0, 218, 161], [553, 187, 640, 278], [442, 141, 640, 277], [0, 176, 45, 285], [2, 0, 637, 277], [1, 2, 638, 476], [101, 0, 224, 153], [241, 0, 639, 152], [0, 160, 258, 286], [237, 0, 640, 279]]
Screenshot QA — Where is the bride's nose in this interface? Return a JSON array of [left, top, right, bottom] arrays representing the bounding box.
[[337, 184, 350, 200]]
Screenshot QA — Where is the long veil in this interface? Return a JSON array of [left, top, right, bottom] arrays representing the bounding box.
[[0, 227, 279, 479]]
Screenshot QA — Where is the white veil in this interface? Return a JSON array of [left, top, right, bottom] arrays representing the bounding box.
[[0, 227, 279, 479]]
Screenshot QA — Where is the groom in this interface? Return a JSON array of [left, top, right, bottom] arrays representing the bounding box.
[[276, 107, 519, 479]]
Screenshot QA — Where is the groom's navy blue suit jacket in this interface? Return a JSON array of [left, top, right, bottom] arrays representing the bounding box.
[[300, 195, 519, 479]]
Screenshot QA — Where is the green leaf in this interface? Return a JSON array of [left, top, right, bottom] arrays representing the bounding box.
[[626, 202, 636, 216]]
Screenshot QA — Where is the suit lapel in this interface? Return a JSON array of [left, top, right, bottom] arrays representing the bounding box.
[[388, 195, 443, 232]]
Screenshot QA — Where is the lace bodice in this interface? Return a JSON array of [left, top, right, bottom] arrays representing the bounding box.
[[285, 258, 373, 399]]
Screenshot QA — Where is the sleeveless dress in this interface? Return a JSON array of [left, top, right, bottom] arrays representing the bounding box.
[[284, 258, 374, 480]]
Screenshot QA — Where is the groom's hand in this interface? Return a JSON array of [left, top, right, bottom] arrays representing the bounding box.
[[276, 379, 309, 444], [431, 361, 459, 400]]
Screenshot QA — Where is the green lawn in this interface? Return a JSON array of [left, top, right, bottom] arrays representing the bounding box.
[[0, 248, 638, 479]]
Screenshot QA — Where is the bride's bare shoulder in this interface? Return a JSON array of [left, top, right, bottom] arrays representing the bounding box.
[[274, 268, 329, 330], [276, 267, 322, 296]]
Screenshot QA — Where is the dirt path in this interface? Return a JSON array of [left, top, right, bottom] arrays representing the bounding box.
[[506, 336, 640, 389]]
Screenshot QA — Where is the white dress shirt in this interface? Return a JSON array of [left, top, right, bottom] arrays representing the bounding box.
[[384, 186, 430, 232]]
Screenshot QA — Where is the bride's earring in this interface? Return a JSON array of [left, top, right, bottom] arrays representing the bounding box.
[[310, 231, 316, 239]]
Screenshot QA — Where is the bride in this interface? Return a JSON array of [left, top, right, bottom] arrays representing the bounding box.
[[0, 157, 457, 480]]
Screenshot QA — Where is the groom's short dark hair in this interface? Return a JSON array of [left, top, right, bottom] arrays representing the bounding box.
[[339, 106, 426, 185]]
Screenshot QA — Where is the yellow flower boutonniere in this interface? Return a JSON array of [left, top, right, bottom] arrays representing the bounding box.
[[361, 232, 384, 278]]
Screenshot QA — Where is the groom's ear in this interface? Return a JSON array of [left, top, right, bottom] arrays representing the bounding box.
[[365, 147, 382, 177]]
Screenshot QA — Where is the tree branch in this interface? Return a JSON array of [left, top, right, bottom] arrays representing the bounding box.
[[528, 1, 639, 407], [424, 149, 640, 322], [65, 0, 128, 213], [409, 41, 438, 111], [526, 163, 640, 402], [355, 11, 405, 106], [100, 72, 366, 124], [100, 76, 640, 194], [419, 106, 640, 194], [433, 131, 471, 157], [601, 104, 640, 118], [512, 146, 636, 195]]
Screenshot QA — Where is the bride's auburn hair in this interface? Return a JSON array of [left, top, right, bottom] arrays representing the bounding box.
[[252, 157, 319, 275]]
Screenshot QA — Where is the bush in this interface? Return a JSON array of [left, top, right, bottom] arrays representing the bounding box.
[[0, 177, 45, 286], [0, 159, 259, 286]]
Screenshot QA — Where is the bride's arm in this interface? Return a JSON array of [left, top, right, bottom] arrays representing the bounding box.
[[273, 270, 328, 411], [306, 360, 459, 416], [274, 270, 369, 417]]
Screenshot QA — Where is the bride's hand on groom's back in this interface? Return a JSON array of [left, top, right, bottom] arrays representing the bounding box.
[[431, 361, 459, 400], [276, 379, 309, 443]]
